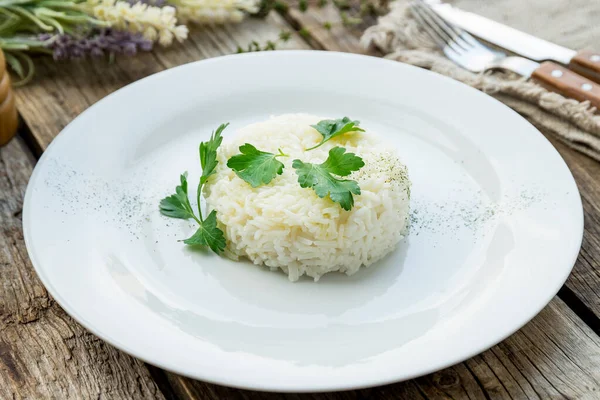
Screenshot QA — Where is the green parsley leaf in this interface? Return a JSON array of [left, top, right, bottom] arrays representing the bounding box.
[[159, 172, 197, 220], [307, 117, 365, 150], [183, 210, 226, 253], [198, 123, 228, 220], [227, 144, 286, 188], [292, 147, 364, 211], [160, 123, 228, 255], [200, 123, 228, 186], [321, 146, 366, 176]]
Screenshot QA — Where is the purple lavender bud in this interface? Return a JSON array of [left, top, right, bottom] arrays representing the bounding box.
[[127, 0, 165, 6], [43, 30, 153, 61], [90, 47, 104, 58], [139, 40, 153, 52], [107, 43, 122, 53], [70, 47, 84, 58], [123, 42, 137, 56], [56, 35, 70, 45], [111, 30, 125, 40], [96, 36, 109, 47], [79, 40, 92, 50], [53, 48, 67, 61]]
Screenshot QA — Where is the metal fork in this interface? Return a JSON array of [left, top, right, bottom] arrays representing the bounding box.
[[409, 0, 600, 108], [410, 0, 539, 76]]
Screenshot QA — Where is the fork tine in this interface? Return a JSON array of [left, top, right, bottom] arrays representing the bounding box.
[[416, 0, 463, 36], [410, 3, 462, 53], [418, 2, 480, 47], [413, 0, 472, 50], [409, 3, 449, 50]]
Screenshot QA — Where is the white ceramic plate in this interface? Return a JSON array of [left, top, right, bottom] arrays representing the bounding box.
[[23, 51, 583, 392]]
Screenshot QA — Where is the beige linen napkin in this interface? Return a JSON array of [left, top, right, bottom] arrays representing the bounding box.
[[361, 1, 600, 161]]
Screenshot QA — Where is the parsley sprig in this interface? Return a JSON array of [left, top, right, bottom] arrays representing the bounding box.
[[227, 144, 288, 187], [162, 116, 368, 245], [224, 117, 367, 210], [307, 117, 365, 151], [292, 146, 364, 211], [159, 124, 228, 253]]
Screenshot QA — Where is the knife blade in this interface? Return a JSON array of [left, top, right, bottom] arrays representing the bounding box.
[[429, 1, 600, 83]]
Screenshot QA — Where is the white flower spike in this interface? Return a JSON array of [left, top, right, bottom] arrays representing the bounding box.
[[88, 0, 188, 46], [167, 0, 259, 24]]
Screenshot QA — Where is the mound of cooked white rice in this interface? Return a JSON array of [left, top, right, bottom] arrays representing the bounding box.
[[204, 114, 410, 281]]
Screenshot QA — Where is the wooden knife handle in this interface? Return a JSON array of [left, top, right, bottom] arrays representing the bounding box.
[[531, 61, 600, 109], [569, 50, 600, 83]]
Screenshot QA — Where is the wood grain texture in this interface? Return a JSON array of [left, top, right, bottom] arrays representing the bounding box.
[[14, 12, 309, 150], [550, 137, 600, 320], [164, 299, 600, 400], [7, 3, 600, 400], [569, 50, 600, 84], [531, 62, 600, 108], [287, 4, 363, 53], [0, 137, 165, 399], [285, 4, 377, 54]]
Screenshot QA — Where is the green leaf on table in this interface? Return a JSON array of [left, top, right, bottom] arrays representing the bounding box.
[[183, 210, 226, 253], [159, 172, 196, 219], [292, 147, 364, 211], [307, 117, 365, 150], [227, 144, 286, 187]]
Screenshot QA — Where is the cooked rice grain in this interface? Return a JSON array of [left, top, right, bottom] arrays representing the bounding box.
[[204, 114, 410, 281]]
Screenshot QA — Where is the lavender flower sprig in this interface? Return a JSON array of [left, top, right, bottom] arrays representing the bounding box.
[[39, 28, 153, 60]]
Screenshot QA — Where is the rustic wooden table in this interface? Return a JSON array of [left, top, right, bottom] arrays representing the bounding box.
[[2, 1, 600, 399]]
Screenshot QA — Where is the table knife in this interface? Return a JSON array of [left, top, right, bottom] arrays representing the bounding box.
[[430, 1, 600, 83]]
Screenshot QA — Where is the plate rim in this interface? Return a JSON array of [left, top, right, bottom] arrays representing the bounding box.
[[22, 50, 584, 392]]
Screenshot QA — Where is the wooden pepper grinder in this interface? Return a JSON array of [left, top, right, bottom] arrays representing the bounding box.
[[0, 49, 18, 147]]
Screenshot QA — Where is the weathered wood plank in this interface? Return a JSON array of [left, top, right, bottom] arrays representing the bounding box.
[[9, 3, 600, 399], [550, 137, 600, 319], [163, 299, 600, 399], [287, 4, 366, 53], [0, 136, 165, 399], [285, 3, 380, 55], [14, 12, 309, 150]]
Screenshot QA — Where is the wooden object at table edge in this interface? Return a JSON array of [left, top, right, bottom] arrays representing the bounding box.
[[7, 6, 600, 400], [0, 49, 18, 147]]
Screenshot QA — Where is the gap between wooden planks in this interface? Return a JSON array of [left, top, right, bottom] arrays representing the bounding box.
[[3, 6, 600, 400]]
